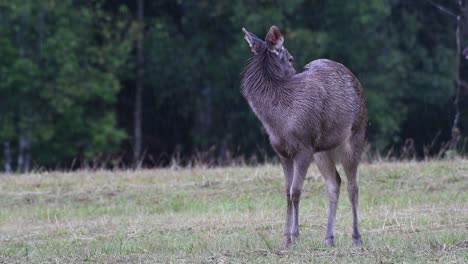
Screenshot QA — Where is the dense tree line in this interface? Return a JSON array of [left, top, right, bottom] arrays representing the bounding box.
[[0, 0, 467, 170]]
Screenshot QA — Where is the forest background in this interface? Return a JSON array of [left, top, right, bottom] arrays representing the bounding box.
[[1, 0, 467, 171]]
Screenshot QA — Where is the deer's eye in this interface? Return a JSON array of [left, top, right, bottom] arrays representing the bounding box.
[[289, 57, 293, 63]]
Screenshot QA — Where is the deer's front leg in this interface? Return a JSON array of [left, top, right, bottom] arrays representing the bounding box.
[[289, 149, 313, 246], [279, 156, 294, 249]]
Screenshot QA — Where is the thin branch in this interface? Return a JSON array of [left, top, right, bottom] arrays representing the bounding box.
[[425, 0, 458, 18]]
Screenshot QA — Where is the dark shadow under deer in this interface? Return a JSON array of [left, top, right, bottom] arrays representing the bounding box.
[[241, 26, 367, 249]]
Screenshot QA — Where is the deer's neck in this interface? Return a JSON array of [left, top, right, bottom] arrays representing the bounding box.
[[241, 52, 295, 136], [241, 52, 291, 104]]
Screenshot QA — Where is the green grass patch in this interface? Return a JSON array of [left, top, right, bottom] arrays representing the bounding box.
[[0, 160, 467, 263]]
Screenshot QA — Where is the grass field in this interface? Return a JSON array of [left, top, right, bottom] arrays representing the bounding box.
[[0, 160, 467, 263]]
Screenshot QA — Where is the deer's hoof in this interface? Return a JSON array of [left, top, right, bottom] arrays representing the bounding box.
[[281, 240, 292, 250], [352, 235, 362, 247], [325, 236, 335, 247], [281, 234, 299, 250]]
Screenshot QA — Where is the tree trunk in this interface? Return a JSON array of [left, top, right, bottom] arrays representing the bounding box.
[[450, 14, 462, 149], [450, 0, 466, 150], [17, 134, 24, 173], [3, 141, 12, 173], [17, 133, 31, 173], [134, 0, 144, 166], [15, 11, 32, 173]]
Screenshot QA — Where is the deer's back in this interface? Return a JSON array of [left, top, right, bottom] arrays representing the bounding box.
[[283, 59, 366, 152]]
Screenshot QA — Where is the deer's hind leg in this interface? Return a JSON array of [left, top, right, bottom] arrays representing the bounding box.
[[342, 135, 364, 247], [315, 152, 341, 246]]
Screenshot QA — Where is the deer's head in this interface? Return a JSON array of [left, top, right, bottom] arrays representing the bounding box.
[[242, 26, 296, 77]]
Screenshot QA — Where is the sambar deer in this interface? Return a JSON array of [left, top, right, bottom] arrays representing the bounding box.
[[241, 26, 367, 249]]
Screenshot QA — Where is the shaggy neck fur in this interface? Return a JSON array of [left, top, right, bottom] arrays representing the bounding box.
[[241, 47, 292, 100]]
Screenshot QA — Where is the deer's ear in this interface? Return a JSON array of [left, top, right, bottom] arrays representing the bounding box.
[[243, 27, 263, 54], [265, 26, 284, 53]]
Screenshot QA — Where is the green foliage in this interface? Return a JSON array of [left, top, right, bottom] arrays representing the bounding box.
[[0, 1, 135, 167], [0, 0, 465, 168], [141, 0, 462, 158]]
